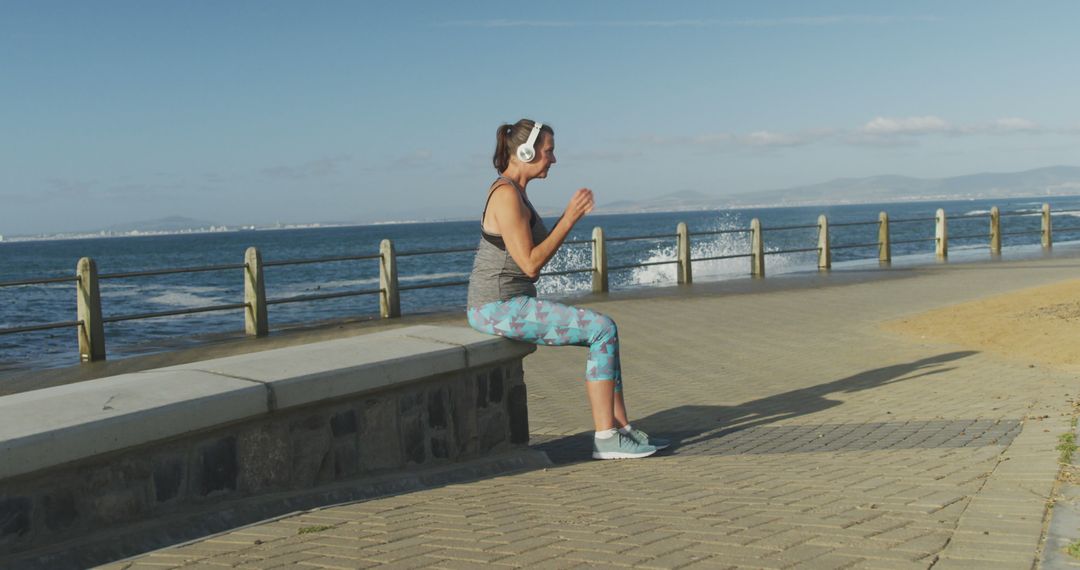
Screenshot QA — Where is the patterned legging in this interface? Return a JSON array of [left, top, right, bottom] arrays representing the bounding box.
[[467, 296, 622, 392]]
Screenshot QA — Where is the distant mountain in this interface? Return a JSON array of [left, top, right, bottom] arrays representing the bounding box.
[[103, 216, 222, 232], [592, 165, 1080, 213], [729, 165, 1080, 206]]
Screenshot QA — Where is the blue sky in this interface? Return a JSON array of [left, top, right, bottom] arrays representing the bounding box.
[[3, 1, 1079, 234]]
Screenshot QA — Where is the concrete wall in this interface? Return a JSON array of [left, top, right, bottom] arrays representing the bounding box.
[[0, 325, 540, 569]]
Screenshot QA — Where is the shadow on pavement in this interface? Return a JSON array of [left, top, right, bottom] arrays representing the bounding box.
[[533, 350, 984, 465]]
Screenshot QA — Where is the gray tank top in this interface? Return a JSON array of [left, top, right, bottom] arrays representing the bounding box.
[[467, 177, 551, 307]]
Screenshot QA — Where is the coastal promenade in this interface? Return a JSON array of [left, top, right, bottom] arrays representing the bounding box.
[[99, 251, 1080, 569]]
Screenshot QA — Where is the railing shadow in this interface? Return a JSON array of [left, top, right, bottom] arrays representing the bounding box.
[[533, 350, 980, 465]]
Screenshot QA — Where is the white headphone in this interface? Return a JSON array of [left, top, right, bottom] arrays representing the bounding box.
[[515, 122, 544, 163]]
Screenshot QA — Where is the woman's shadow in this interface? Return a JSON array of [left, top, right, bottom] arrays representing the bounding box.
[[532, 350, 978, 465]]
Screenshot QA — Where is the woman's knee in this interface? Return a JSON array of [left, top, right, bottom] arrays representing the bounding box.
[[591, 313, 618, 342]]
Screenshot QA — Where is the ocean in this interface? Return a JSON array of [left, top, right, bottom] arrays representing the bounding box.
[[4, 196, 1080, 371]]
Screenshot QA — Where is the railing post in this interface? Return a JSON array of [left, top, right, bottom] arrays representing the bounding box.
[[592, 226, 608, 293], [1042, 203, 1052, 249], [750, 218, 765, 278], [935, 208, 948, 260], [817, 214, 831, 270], [380, 239, 400, 318], [990, 207, 1001, 255], [76, 257, 106, 362], [878, 212, 891, 264], [244, 247, 268, 337], [676, 222, 692, 284]]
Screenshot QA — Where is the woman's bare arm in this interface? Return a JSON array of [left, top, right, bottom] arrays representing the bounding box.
[[488, 185, 594, 279]]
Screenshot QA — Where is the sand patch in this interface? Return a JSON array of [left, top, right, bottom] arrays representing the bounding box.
[[883, 278, 1080, 369]]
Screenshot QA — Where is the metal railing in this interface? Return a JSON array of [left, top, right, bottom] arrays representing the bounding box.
[[4, 203, 1078, 364]]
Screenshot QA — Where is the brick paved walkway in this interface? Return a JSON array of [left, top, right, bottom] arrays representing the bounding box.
[[101, 253, 1080, 570]]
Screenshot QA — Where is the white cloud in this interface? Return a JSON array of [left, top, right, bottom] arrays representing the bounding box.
[[854, 115, 1049, 141], [742, 130, 806, 147], [989, 117, 1040, 132], [860, 116, 952, 135], [690, 133, 734, 145]]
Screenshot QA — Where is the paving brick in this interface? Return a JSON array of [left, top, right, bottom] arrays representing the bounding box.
[[481, 535, 564, 555], [700, 554, 789, 569], [429, 558, 513, 570], [762, 542, 837, 565], [560, 548, 644, 566], [937, 547, 1036, 564], [304, 536, 378, 549], [420, 547, 509, 564], [487, 547, 565, 567], [889, 531, 950, 555], [258, 552, 325, 569], [350, 546, 443, 564], [636, 550, 717, 569], [931, 556, 1027, 570], [300, 545, 371, 559], [500, 554, 589, 569], [747, 528, 816, 549], [786, 553, 863, 569], [351, 555, 433, 569], [854, 558, 935, 569], [294, 557, 371, 569]]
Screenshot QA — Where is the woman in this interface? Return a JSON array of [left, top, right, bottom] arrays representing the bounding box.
[[466, 119, 669, 460]]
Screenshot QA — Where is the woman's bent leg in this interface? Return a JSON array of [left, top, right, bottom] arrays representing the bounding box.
[[468, 297, 626, 432], [585, 380, 617, 432], [469, 298, 657, 459], [468, 297, 623, 389], [613, 392, 630, 428]]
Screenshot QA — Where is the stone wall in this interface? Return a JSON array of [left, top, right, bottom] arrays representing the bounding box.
[[0, 326, 539, 569]]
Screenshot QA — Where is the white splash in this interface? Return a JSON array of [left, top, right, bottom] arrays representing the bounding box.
[[537, 243, 592, 297], [146, 291, 226, 308]]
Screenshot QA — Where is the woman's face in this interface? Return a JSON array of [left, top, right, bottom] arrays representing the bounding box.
[[532, 133, 556, 179]]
